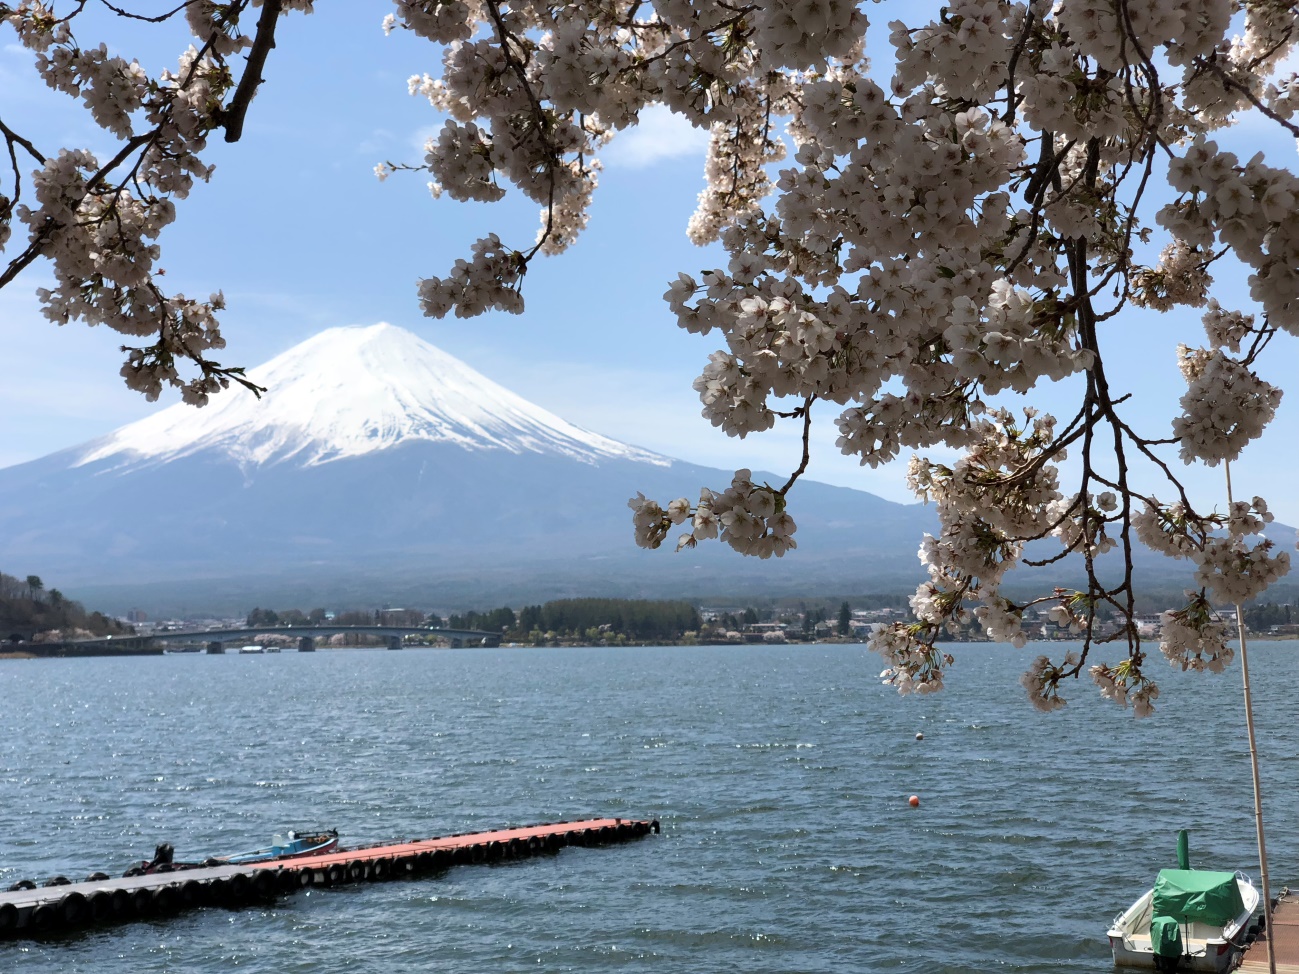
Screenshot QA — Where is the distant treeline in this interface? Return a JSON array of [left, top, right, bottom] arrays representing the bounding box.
[[0, 572, 131, 641], [244, 598, 701, 644], [1244, 601, 1295, 631], [449, 599, 701, 643]]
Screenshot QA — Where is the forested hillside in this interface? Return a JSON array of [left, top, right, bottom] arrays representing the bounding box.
[[0, 572, 131, 641]]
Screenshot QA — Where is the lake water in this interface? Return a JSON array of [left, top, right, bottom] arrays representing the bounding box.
[[2, 641, 1297, 973]]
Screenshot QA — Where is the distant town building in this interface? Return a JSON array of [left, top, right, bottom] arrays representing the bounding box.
[[1133, 613, 1162, 636]]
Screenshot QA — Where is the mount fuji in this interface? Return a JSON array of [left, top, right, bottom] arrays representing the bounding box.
[[77, 323, 672, 473], [0, 322, 942, 613]]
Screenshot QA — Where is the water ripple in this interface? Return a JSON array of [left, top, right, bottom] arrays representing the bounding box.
[[1, 642, 1296, 973]]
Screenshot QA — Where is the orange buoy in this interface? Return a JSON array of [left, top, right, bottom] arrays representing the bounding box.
[[908, 795, 920, 808]]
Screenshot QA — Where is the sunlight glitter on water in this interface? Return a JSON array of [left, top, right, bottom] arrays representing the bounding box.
[[1, 641, 1296, 973]]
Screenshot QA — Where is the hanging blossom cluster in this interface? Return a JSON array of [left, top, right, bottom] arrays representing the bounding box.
[[1135, 494, 1291, 612], [1172, 343, 1282, 467], [872, 409, 1093, 702], [629, 468, 798, 559], [0, 0, 315, 402], [1156, 592, 1234, 674], [377, 0, 1299, 715]]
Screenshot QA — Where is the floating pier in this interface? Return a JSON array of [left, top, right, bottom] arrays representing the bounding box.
[[0, 817, 658, 939], [1241, 888, 1299, 973]]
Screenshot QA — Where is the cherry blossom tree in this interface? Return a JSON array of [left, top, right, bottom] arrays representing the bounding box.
[[0, 0, 309, 403], [2, 1, 1297, 714]]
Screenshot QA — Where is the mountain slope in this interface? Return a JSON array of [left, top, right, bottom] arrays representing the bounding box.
[[0, 324, 938, 610], [4, 323, 1286, 615], [78, 322, 669, 471]]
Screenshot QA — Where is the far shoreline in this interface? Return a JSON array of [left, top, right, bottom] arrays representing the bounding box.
[[4, 635, 1296, 660]]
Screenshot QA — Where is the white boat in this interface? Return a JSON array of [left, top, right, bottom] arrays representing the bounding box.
[[237, 644, 265, 654], [1107, 869, 1258, 971]]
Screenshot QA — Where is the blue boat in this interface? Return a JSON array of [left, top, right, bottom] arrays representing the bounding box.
[[122, 829, 340, 876], [214, 829, 339, 865]]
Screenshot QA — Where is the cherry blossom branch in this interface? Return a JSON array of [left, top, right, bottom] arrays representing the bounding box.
[[218, 0, 282, 143], [1197, 56, 1299, 138], [1002, 0, 1037, 125], [778, 397, 814, 494], [0, 116, 46, 166], [481, 0, 559, 259], [94, 0, 192, 23]]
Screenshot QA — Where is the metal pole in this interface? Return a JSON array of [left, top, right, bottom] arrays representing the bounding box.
[[1227, 461, 1275, 974]]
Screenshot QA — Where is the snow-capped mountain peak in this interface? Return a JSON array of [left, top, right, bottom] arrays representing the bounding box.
[[77, 322, 670, 470]]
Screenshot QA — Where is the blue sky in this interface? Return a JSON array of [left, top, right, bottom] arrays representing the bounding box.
[[2, 5, 1297, 525]]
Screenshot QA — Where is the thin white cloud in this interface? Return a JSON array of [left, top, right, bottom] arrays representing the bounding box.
[[403, 105, 709, 171], [355, 128, 398, 155], [0, 43, 41, 103], [477, 352, 919, 504], [0, 285, 159, 468], [402, 123, 440, 157], [603, 105, 711, 169]]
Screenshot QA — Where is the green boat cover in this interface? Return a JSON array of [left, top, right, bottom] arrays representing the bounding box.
[[1151, 869, 1245, 926], [1150, 915, 1184, 958]]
